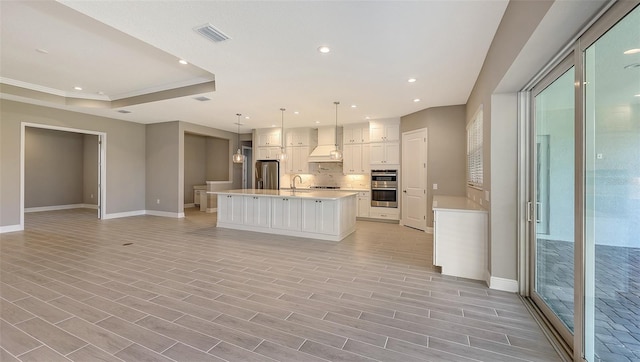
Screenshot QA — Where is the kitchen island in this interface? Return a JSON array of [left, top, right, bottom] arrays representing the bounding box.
[[211, 189, 357, 241]]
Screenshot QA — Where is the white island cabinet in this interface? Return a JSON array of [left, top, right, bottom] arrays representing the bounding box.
[[213, 189, 357, 241], [432, 196, 488, 281]]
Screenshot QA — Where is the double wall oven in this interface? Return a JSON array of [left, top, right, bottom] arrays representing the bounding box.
[[371, 170, 398, 208]]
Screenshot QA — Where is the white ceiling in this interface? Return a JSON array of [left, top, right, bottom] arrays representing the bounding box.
[[1, 0, 509, 133]]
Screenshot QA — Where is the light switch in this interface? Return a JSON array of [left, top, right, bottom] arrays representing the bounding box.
[[433, 184, 438, 190], [597, 153, 603, 159]]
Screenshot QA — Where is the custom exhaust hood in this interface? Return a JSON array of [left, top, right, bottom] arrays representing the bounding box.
[[308, 126, 343, 163]]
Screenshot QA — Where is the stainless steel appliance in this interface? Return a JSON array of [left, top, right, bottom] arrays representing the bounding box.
[[371, 169, 398, 208], [255, 160, 279, 190]]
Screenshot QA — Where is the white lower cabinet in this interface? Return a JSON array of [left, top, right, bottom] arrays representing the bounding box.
[[271, 197, 301, 231], [432, 196, 487, 280], [356, 192, 370, 218], [301, 199, 337, 235], [369, 206, 399, 220], [217, 194, 244, 224], [243, 196, 271, 227]]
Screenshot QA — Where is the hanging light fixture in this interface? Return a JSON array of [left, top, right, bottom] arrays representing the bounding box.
[[330, 101, 343, 160], [232, 113, 245, 164], [278, 108, 288, 161]]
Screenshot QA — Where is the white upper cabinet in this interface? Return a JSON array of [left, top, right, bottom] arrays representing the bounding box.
[[285, 128, 316, 147], [256, 128, 282, 147], [369, 120, 399, 142], [256, 146, 280, 160], [343, 123, 370, 144], [343, 144, 370, 174], [285, 146, 310, 174]]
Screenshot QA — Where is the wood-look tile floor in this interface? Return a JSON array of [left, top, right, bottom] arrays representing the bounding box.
[[0, 208, 561, 361]]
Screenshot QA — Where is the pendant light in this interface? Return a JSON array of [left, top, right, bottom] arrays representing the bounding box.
[[232, 113, 245, 164], [330, 101, 343, 160], [278, 108, 288, 161]]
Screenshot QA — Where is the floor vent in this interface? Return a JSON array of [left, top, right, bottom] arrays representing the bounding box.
[[194, 96, 211, 102], [194, 23, 231, 43], [117, 110, 131, 114]]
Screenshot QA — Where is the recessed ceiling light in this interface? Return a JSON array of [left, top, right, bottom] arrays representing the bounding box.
[[351, 105, 357, 108], [97, 91, 105, 95], [245, 116, 250, 119], [36, 48, 49, 54], [74, 86, 83, 91], [294, 111, 299, 115], [318, 46, 331, 53], [365, 116, 370, 120], [179, 59, 188, 65], [271, 125, 276, 127], [408, 78, 417, 83], [635, 94, 640, 97], [624, 49, 640, 55], [315, 121, 320, 124], [413, 98, 421, 102]]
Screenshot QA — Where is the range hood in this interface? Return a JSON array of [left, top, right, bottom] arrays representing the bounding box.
[[308, 126, 343, 163]]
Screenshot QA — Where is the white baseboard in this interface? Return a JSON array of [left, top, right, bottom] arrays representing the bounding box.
[[25, 204, 97, 213], [206, 207, 217, 213], [425, 226, 433, 234], [184, 203, 195, 208], [102, 210, 146, 220], [0, 224, 23, 233], [145, 210, 185, 218], [487, 273, 519, 293]]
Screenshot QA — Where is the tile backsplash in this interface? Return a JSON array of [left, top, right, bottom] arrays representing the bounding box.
[[281, 163, 369, 190]]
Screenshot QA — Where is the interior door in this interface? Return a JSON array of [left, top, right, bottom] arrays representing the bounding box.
[[401, 129, 427, 230]]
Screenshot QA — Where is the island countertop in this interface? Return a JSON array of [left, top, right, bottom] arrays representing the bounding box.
[[209, 189, 358, 200]]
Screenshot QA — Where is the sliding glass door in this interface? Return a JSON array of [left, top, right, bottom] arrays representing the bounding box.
[[583, 6, 640, 361], [531, 62, 576, 347], [526, 3, 639, 361]]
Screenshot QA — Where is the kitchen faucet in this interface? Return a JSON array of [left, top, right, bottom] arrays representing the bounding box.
[[292, 174, 302, 190]]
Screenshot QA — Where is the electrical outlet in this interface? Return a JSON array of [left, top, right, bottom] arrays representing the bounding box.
[[433, 184, 438, 190], [90, 194, 94, 199], [597, 153, 603, 159], [156, 199, 160, 204]]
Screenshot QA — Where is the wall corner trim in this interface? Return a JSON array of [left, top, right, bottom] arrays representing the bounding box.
[[488, 274, 519, 293], [0, 224, 24, 233]]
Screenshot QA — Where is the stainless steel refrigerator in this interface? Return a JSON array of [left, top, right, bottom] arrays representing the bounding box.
[[255, 160, 279, 189]]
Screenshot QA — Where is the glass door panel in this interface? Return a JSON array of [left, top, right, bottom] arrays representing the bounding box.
[[533, 67, 576, 338], [584, 6, 640, 362]]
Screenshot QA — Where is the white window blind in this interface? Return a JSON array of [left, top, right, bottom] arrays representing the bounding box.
[[467, 107, 483, 188]]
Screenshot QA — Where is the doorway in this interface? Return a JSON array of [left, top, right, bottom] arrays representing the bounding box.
[[21, 123, 106, 227], [401, 128, 427, 231]]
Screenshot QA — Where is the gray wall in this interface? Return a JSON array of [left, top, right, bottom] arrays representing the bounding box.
[[83, 134, 99, 205], [401, 105, 467, 226], [184, 133, 207, 204], [464, 1, 554, 281], [146, 121, 180, 213], [25, 127, 84, 208], [1, 99, 146, 227], [205, 137, 230, 181]]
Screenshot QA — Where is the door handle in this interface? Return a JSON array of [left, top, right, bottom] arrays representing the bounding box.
[[403, 190, 407, 193]]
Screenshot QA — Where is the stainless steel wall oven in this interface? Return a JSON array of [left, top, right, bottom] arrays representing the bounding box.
[[371, 170, 398, 208]]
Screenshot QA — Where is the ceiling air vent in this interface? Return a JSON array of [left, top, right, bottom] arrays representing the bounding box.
[[117, 110, 131, 114], [194, 96, 211, 102], [194, 23, 231, 43]]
